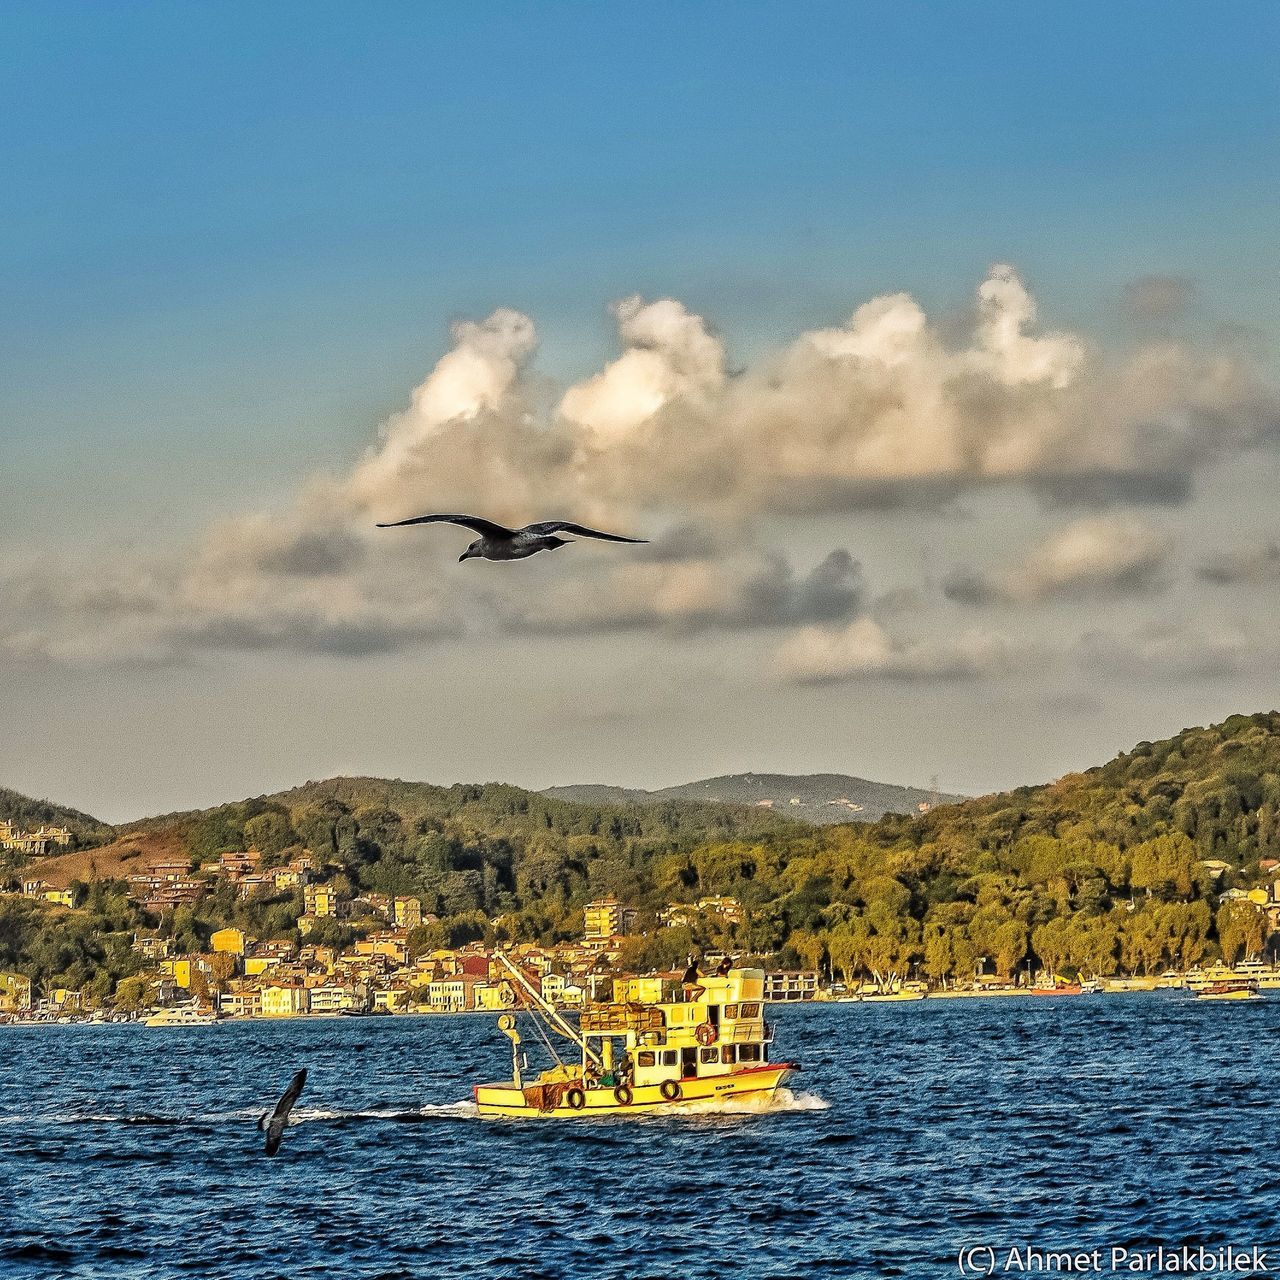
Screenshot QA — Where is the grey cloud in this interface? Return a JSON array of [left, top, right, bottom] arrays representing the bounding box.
[[1074, 622, 1267, 679], [1198, 540, 1280, 585], [517, 547, 865, 637]]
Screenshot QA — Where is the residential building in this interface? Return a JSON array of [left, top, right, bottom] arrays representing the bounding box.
[[131, 933, 172, 960], [211, 928, 249, 956], [0, 973, 33, 1013], [219, 847, 263, 877], [660, 896, 743, 927], [393, 896, 423, 929], [260, 983, 311, 1017], [308, 982, 370, 1014], [220, 986, 261, 1019], [583, 896, 636, 940], [304, 883, 343, 918], [356, 932, 409, 964], [1, 821, 72, 857]]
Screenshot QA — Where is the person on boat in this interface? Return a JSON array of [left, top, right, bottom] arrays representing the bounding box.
[[715, 956, 733, 978], [682, 957, 705, 1001]]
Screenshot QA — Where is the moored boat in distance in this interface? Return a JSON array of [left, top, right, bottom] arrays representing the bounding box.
[[473, 958, 798, 1117], [1029, 980, 1083, 996], [142, 1004, 219, 1027]]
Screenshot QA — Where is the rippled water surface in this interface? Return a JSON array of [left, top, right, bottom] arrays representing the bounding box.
[[4, 997, 1280, 1279]]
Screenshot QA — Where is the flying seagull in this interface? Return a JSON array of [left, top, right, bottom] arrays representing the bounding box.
[[375, 514, 647, 562], [258, 1068, 307, 1156]]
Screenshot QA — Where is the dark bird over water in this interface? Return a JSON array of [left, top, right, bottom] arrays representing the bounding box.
[[375, 513, 647, 562], [259, 1068, 307, 1156]]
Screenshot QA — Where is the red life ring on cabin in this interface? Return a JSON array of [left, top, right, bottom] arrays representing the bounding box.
[[660, 1079, 682, 1101], [695, 1021, 718, 1046]]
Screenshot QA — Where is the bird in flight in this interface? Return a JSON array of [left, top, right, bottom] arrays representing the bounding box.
[[258, 1068, 307, 1156], [375, 514, 647, 562]]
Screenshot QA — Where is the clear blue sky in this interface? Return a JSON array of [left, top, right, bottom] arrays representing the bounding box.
[[2, 3, 1278, 819]]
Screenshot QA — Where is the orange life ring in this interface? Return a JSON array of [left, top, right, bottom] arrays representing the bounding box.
[[565, 1087, 586, 1111], [660, 1079, 682, 1101], [614, 1084, 633, 1106], [695, 1021, 718, 1046]]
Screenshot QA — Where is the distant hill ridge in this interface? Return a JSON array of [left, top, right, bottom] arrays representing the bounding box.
[[542, 772, 965, 823]]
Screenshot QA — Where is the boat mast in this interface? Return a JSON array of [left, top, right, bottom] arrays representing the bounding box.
[[494, 952, 602, 1068]]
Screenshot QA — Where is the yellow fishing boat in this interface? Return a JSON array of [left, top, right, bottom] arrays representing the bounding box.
[[474, 958, 798, 1117]]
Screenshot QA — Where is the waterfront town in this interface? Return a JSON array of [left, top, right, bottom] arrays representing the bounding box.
[[4, 811, 1280, 1023], [0, 822, 816, 1022]]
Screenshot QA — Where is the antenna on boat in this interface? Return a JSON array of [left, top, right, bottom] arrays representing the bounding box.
[[493, 952, 602, 1068]]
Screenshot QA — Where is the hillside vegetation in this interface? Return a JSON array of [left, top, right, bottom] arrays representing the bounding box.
[[0, 788, 113, 849], [3, 712, 1280, 998], [543, 771, 964, 824]]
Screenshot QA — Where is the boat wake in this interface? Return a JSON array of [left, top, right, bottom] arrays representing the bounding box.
[[672, 1087, 830, 1116], [11, 1091, 822, 1130], [10, 1102, 481, 1129], [289, 1101, 479, 1124]]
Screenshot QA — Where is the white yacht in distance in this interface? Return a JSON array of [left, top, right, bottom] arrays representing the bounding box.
[[142, 1005, 219, 1027]]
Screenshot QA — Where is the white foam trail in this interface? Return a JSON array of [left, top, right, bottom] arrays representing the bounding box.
[[672, 1087, 830, 1116], [289, 1101, 478, 1123]]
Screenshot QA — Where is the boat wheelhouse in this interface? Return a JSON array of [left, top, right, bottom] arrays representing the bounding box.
[[473, 958, 798, 1117]]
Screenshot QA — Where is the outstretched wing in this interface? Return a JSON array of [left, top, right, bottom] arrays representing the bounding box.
[[263, 1120, 285, 1157], [523, 521, 647, 544], [375, 513, 514, 539], [272, 1068, 308, 1122]]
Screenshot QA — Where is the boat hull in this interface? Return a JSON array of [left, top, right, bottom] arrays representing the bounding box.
[[474, 1063, 796, 1117]]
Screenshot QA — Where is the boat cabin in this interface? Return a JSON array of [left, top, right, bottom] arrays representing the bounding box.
[[579, 967, 774, 1088]]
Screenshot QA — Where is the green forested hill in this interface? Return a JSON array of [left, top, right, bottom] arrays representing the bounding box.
[[119, 776, 787, 939], [0, 787, 113, 849], [4, 712, 1280, 998], [543, 771, 965, 823]]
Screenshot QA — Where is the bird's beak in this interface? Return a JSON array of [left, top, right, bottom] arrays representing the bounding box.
[[458, 552, 469, 562]]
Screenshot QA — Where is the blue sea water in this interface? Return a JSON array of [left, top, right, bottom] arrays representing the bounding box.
[[2, 996, 1279, 1279]]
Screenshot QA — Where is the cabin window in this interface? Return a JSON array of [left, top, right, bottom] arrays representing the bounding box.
[[708, 1004, 720, 1027], [740, 1002, 760, 1018], [725, 1003, 739, 1019], [660, 1050, 678, 1066], [637, 1051, 655, 1068], [720, 1046, 736, 1064], [739, 1044, 761, 1062], [699, 1047, 718, 1064]]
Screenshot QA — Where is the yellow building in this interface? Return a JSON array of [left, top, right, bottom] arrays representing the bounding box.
[[161, 958, 193, 989], [211, 927, 248, 956], [260, 983, 310, 1017], [393, 896, 423, 929], [584, 896, 624, 940], [473, 980, 517, 1010], [0, 973, 33, 1014], [305, 885, 341, 918], [42, 888, 76, 909], [245, 956, 277, 977]]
